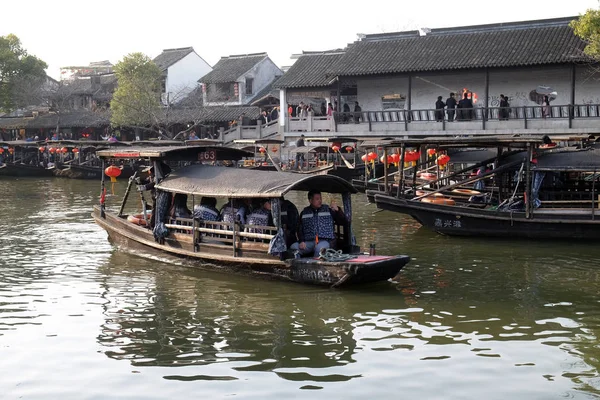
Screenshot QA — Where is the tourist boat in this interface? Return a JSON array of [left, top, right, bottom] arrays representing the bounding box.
[[0, 140, 55, 177], [289, 137, 363, 177], [91, 145, 410, 287], [373, 135, 600, 239]]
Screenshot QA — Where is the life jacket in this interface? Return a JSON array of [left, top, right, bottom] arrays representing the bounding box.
[[194, 205, 219, 221], [246, 208, 271, 233], [301, 205, 335, 241]]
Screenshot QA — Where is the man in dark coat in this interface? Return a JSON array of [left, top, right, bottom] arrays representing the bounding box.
[[445, 93, 457, 122], [458, 93, 474, 121], [435, 96, 446, 122]]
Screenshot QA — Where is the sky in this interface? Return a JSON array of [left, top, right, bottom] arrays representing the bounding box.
[[2, 0, 599, 79]]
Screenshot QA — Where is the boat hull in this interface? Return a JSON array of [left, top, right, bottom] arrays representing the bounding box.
[[93, 206, 409, 287], [0, 163, 54, 177], [375, 194, 600, 240], [56, 164, 137, 179]]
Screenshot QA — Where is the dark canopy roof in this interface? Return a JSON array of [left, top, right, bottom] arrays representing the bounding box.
[[97, 145, 251, 161], [153, 47, 195, 71], [274, 51, 344, 89], [156, 164, 357, 198], [534, 147, 600, 171], [200, 53, 267, 84], [331, 17, 590, 77]]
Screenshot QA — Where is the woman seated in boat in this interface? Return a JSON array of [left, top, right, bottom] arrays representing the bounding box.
[[220, 198, 251, 225], [245, 199, 274, 237], [169, 193, 192, 219], [290, 190, 346, 257], [193, 196, 219, 221]]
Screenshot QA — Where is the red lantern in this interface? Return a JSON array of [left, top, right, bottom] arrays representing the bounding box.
[[39, 146, 46, 153], [259, 147, 266, 153], [105, 165, 122, 179], [0, 148, 4, 154], [345, 146, 353, 153], [391, 153, 400, 165], [105, 165, 122, 194], [331, 145, 340, 152], [72, 148, 79, 154], [271, 146, 278, 153], [49, 147, 56, 154], [367, 152, 377, 162], [387, 155, 394, 165], [8, 148, 14, 155], [436, 154, 451, 168], [60, 147, 68, 154], [427, 148, 437, 157]]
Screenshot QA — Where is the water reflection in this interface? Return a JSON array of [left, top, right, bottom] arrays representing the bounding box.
[[1, 177, 600, 398]]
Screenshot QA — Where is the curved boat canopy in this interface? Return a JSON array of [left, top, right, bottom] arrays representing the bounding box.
[[156, 164, 358, 198]]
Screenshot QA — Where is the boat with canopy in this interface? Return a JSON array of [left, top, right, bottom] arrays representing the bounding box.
[[92, 145, 410, 287]]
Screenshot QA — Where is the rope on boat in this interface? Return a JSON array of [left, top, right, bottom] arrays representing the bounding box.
[[318, 248, 357, 262]]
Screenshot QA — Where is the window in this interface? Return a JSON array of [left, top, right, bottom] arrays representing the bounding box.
[[381, 94, 406, 110], [245, 78, 253, 95]]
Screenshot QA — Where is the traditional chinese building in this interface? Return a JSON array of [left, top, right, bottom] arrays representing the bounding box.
[[275, 16, 600, 138]]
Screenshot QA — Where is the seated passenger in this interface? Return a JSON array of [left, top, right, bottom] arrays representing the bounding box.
[[169, 193, 192, 219], [220, 198, 251, 224], [281, 197, 300, 247], [290, 190, 346, 257], [193, 196, 219, 221], [246, 199, 273, 234]]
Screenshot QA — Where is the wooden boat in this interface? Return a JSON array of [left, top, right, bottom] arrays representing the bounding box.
[[0, 140, 55, 177], [92, 145, 410, 287], [374, 134, 600, 240]]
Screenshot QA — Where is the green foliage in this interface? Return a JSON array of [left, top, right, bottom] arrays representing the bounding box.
[[0, 34, 47, 112], [571, 8, 600, 58], [110, 52, 162, 128]]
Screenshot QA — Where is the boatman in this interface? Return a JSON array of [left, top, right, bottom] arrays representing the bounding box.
[[290, 190, 346, 257]]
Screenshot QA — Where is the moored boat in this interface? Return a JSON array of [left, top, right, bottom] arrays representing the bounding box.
[[92, 145, 410, 287], [373, 134, 600, 240]]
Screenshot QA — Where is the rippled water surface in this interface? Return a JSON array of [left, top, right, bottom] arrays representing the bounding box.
[[2, 177, 600, 399]]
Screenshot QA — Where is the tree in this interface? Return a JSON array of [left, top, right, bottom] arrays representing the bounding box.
[[0, 34, 47, 112], [571, 9, 600, 58], [110, 52, 162, 131]]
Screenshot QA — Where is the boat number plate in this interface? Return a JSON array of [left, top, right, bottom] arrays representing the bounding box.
[[198, 150, 216, 161]]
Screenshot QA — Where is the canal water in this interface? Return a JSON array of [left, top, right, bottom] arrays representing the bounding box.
[[1, 177, 600, 399]]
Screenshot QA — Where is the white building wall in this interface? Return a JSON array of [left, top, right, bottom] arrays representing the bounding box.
[[165, 52, 212, 104], [241, 58, 282, 104], [356, 65, 600, 111]]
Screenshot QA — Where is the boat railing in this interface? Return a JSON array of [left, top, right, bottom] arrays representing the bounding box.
[[164, 218, 276, 244]]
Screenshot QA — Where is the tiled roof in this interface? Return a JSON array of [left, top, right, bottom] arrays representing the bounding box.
[[0, 111, 110, 129], [332, 17, 591, 77], [199, 53, 267, 84], [153, 47, 195, 71], [166, 106, 260, 123], [274, 51, 344, 88]]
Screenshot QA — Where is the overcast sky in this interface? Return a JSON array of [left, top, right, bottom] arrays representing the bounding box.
[[2, 0, 598, 79]]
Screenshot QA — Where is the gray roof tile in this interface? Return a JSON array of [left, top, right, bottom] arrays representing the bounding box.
[[332, 18, 590, 77], [153, 47, 195, 71], [274, 51, 344, 88], [199, 53, 267, 84]]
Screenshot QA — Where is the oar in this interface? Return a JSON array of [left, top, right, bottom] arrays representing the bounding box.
[[118, 170, 138, 217]]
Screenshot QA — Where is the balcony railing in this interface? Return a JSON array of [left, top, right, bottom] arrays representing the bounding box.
[[330, 104, 600, 132], [221, 118, 280, 143]]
